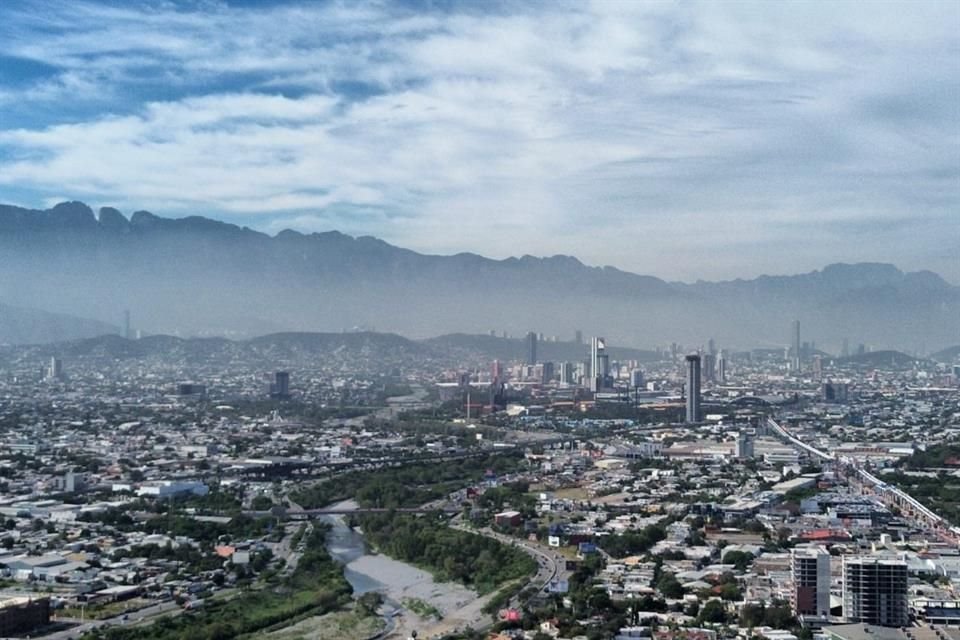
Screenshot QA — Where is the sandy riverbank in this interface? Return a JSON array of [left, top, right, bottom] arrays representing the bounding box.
[[323, 505, 487, 638]]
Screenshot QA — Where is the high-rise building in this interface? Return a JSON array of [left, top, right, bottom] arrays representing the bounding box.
[[576, 361, 587, 385], [812, 355, 823, 381], [269, 371, 291, 399], [541, 362, 555, 384], [717, 350, 727, 383], [526, 331, 538, 365], [685, 355, 701, 423], [842, 557, 908, 627], [491, 359, 504, 383], [841, 338, 850, 358], [822, 381, 849, 403], [590, 337, 608, 392], [702, 353, 716, 383], [124, 309, 132, 340], [735, 432, 754, 459], [629, 369, 645, 389], [792, 320, 801, 371], [559, 362, 573, 385], [792, 548, 831, 619], [45, 357, 63, 381], [574, 330, 583, 345]]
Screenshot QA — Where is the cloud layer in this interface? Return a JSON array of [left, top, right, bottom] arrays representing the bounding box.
[[0, 0, 957, 281]]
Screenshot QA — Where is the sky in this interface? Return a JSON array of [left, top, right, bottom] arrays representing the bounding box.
[[0, 0, 957, 282]]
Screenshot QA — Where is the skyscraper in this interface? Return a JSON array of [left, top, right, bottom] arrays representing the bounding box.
[[792, 320, 801, 372], [685, 354, 701, 423], [842, 557, 908, 627], [717, 350, 727, 383], [45, 357, 63, 381], [269, 371, 290, 399], [124, 309, 132, 340], [702, 353, 716, 383], [792, 548, 831, 620], [526, 331, 538, 365], [590, 337, 608, 392], [491, 359, 504, 383], [574, 330, 583, 345], [541, 362, 555, 384], [735, 432, 754, 459]]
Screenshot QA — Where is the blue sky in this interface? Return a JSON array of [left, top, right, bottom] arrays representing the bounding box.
[[0, 0, 957, 282]]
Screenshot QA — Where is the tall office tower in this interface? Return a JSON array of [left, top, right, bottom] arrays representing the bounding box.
[[792, 320, 801, 371], [684, 354, 702, 423], [708, 338, 716, 357], [541, 362, 555, 384], [717, 350, 727, 383], [842, 557, 908, 627], [630, 369, 645, 389], [124, 310, 131, 340], [702, 353, 716, 383], [574, 330, 583, 345], [45, 357, 63, 381], [792, 548, 831, 619], [590, 337, 608, 392], [491, 359, 504, 383], [269, 371, 291, 399], [559, 362, 573, 385], [812, 355, 823, 381], [735, 432, 754, 459], [841, 338, 850, 359], [526, 331, 538, 365]]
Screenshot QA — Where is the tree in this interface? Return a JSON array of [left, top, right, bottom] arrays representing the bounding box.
[[250, 495, 274, 511], [739, 602, 765, 627], [358, 591, 383, 615], [657, 573, 685, 599], [699, 599, 727, 624], [722, 550, 754, 572]]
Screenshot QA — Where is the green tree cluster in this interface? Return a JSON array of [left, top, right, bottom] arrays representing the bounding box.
[[359, 514, 536, 594]]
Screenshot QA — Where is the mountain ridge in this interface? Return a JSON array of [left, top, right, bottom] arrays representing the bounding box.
[[0, 201, 956, 350]]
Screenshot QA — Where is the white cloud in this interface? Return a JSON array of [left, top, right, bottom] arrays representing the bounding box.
[[0, 0, 957, 281]]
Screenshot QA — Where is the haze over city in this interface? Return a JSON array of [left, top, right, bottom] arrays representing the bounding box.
[[1, 0, 958, 282], [0, 4, 958, 640]]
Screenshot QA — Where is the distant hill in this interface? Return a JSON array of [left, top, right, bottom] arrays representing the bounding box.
[[839, 350, 928, 369], [0, 201, 956, 351], [423, 333, 660, 363], [0, 302, 117, 345], [1, 331, 658, 371], [10, 331, 427, 363], [930, 346, 960, 363]]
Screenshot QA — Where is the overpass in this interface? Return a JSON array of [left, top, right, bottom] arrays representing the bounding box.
[[766, 417, 959, 544]]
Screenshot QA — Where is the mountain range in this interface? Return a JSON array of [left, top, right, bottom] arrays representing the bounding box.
[[0, 201, 956, 352]]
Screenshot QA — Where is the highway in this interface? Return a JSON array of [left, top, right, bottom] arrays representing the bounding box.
[[451, 523, 567, 599], [766, 417, 960, 544]]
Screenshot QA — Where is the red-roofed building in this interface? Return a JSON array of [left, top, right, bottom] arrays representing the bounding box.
[[797, 529, 851, 543]]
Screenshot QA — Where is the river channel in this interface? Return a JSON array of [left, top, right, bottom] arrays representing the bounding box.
[[321, 501, 478, 612]]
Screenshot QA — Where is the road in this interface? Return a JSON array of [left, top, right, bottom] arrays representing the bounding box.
[[39, 523, 305, 640], [451, 523, 567, 598], [44, 599, 184, 640]]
